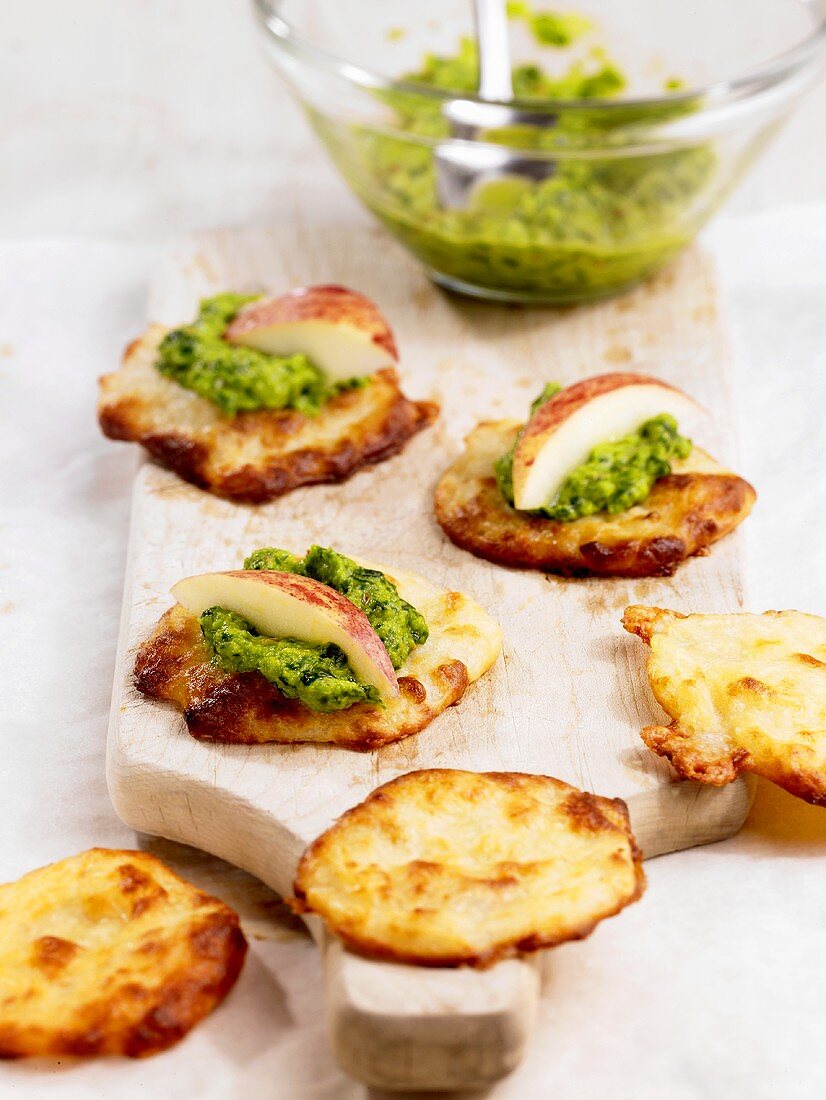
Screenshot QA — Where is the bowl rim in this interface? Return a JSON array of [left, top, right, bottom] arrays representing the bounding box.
[[253, 0, 826, 112]]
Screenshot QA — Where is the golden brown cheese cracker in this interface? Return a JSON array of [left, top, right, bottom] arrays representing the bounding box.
[[135, 565, 502, 750], [0, 849, 246, 1059], [435, 420, 755, 577], [98, 326, 436, 502], [293, 769, 645, 967], [623, 605, 826, 805]]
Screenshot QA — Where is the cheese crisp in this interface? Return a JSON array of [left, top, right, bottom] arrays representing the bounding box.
[[98, 326, 436, 503], [0, 849, 246, 1059], [136, 565, 502, 750], [624, 605, 826, 805], [293, 770, 645, 967], [435, 420, 755, 577]]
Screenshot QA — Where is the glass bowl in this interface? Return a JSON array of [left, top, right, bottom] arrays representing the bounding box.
[[253, 0, 826, 303]]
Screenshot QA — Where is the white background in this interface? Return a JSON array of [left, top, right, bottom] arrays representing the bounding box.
[[2, 3, 826, 1098]]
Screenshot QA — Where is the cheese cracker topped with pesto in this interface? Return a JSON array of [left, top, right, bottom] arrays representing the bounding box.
[[98, 285, 436, 503], [135, 546, 501, 750], [435, 372, 755, 577]]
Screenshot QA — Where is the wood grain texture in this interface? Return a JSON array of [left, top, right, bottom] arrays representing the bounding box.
[[107, 224, 752, 1092]]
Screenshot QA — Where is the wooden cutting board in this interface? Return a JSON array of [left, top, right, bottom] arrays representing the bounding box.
[[107, 224, 753, 1092]]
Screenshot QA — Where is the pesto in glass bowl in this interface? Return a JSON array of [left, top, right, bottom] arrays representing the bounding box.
[[254, 0, 826, 303]]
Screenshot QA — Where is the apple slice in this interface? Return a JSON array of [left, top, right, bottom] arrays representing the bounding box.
[[512, 372, 703, 512], [171, 570, 399, 701], [224, 285, 398, 383]]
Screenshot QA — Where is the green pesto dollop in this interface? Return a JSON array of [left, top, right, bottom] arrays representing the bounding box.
[[243, 545, 429, 669], [200, 547, 430, 713], [315, 13, 713, 301], [496, 385, 692, 521], [199, 607, 379, 712], [156, 293, 365, 417]]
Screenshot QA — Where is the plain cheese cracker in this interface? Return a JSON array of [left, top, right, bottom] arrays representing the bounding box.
[[624, 605, 826, 805], [294, 769, 645, 967], [0, 849, 246, 1059]]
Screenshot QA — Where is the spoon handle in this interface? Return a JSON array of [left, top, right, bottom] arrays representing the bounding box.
[[474, 0, 514, 101]]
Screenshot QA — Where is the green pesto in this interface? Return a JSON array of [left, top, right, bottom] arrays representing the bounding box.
[[311, 26, 714, 301], [156, 293, 366, 417], [396, 34, 625, 102], [496, 386, 692, 521], [199, 607, 379, 712], [506, 2, 593, 47], [200, 547, 429, 713], [243, 544, 429, 669]]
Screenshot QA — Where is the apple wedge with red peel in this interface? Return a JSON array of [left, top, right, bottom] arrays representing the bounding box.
[[224, 285, 398, 383], [171, 570, 399, 702], [512, 372, 703, 512]]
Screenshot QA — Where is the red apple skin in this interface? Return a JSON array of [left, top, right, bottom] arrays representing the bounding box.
[[515, 372, 699, 474], [220, 570, 398, 695], [225, 285, 398, 361]]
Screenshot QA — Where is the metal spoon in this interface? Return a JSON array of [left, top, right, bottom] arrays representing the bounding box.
[[435, 0, 555, 209]]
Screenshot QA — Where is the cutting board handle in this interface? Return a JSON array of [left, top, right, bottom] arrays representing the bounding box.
[[320, 931, 541, 1091]]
